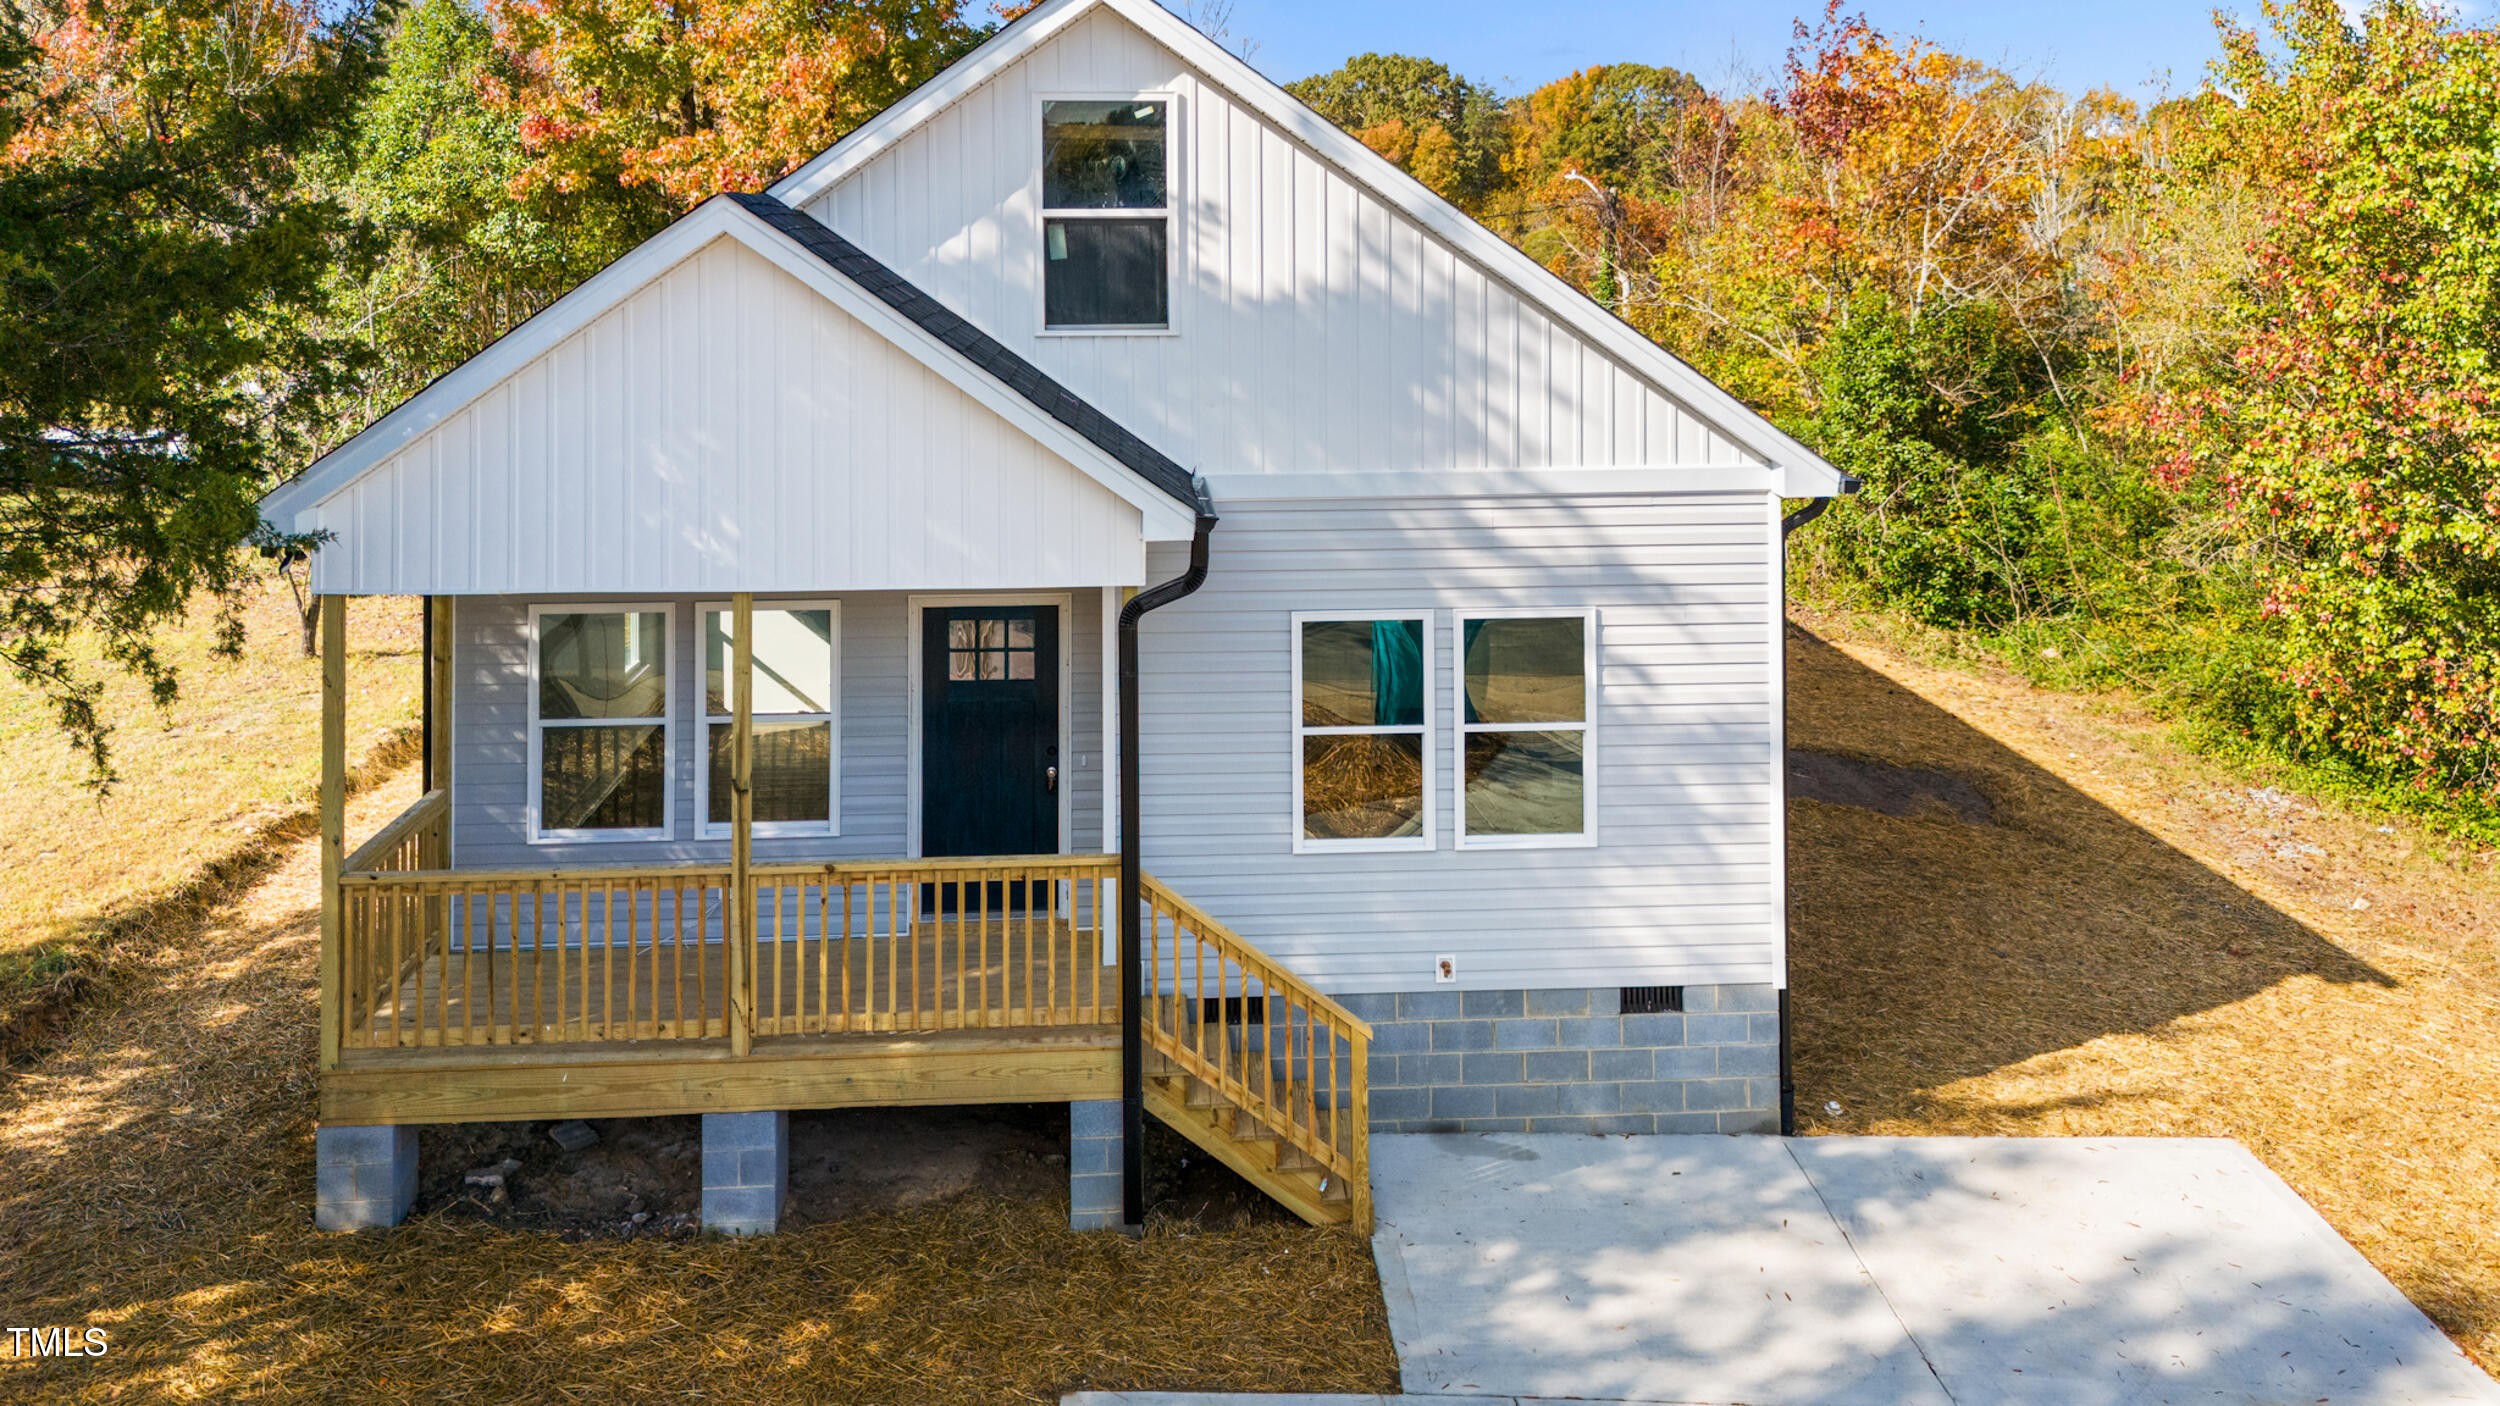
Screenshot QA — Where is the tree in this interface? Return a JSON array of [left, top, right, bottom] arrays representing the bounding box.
[[1285, 53, 1505, 209], [324, 0, 668, 427], [0, 0, 386, 784], [2156, 0, 2500, 800], [483, 0, 988, 207]]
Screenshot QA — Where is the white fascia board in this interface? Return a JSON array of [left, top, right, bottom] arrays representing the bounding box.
[[772, 0, 1850, 500], [1204, 467, 1777, 502], [261, 195, 1198, 542]]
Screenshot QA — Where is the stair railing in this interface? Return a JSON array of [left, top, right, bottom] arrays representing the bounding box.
[[1136, 873, 1372, 1228]]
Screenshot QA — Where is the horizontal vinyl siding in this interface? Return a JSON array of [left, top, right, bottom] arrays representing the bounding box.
[[1133, 493, 1781, 992], [311, 237, 1145, 596], [450, 590, 1108, 867], [805, 6, 1758, 481]]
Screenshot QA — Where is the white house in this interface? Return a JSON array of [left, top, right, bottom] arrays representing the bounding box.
[[263, 0, 1855, 1235]]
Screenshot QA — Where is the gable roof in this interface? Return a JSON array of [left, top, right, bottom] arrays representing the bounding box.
[[726, 194, 1203, 512], [767, 0, 1851, 499], [260, 194, 1204, 539]]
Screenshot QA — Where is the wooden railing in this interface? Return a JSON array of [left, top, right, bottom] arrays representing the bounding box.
[[335, 842, 1118, 1050], [1137, 874, 1373, 1227]]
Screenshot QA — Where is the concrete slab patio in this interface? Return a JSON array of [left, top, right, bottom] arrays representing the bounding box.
[[1364, 1133, 2500, 1406]]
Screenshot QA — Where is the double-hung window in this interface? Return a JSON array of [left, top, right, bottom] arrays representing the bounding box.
[[1041, 97, 1170, 330], [700, 602, 839, 839], [531, 606, 672, 842], [1292, 613, 1433, 852], [1455, 611, 1597, 847]]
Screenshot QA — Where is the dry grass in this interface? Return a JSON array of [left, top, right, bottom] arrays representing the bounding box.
[[0, 764, 1397, 1403], [1786, 609, 2500, 1377], [0, 580, 421, 961]]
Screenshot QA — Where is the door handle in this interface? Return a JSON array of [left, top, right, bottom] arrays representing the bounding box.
[[1046, 765, 1059, 793]]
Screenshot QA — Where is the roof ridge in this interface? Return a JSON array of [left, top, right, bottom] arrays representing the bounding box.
[[727, 192, 1201, 513]]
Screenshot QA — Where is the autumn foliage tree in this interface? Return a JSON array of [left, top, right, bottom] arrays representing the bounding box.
[[483, 0, 986, 206], [2155, 0, 2500, 800]]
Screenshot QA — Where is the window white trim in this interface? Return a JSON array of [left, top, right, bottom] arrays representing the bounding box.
[[1036, 90, 1180, 336], [526, 602, 676, 845], [1452, 608, 1599, 850], [695, 599, 842, 841], [1290, 610, 1436, 855]]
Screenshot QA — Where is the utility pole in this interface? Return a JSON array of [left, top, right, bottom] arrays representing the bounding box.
[[1561, 168, 1622, 313]]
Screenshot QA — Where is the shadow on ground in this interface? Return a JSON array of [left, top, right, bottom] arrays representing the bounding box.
[[1785, 623, 2389, 1119]]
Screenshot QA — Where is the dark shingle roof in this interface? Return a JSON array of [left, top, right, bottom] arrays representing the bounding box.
[[730, 192, 1202, 512]]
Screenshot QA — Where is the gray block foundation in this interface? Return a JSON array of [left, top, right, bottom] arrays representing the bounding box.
[[1069, 1099, 1125, 1231], [701, 1111, 788, 1234], [1335, 985, 1782, 1136], [314, 1123, 418, 1231]]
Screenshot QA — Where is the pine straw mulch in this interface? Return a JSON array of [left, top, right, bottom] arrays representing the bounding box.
[[0, 769, 1396, 1404], [1785, 611, 2500, 1378]]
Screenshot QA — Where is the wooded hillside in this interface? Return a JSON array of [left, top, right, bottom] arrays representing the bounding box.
[[4, 0, 2493, 826]]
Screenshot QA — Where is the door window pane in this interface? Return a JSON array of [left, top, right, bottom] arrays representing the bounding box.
[[1301, 733, 1425, 841], [539, 612, 666, 720], [1463, 730, 1586, 836], [1301, 619, 1424, 727], [542, 724, 668, 831], [1044, 218, 1168, 327], [707, 608, 833, 714], [708, 721, 834, 826], [1043, 100, 1166, 208]]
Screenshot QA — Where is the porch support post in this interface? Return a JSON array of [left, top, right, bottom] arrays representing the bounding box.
[[728, 591, 756, 1056], [423, 596, 454, 796], [318, 594, 346, 1072]]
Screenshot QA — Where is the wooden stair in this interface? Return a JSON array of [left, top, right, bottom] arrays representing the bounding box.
[[1133, 874, 1374, 1232], [1142, 1052, 1356, 1228]]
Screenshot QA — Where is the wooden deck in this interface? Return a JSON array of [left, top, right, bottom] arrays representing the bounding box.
[[345, 914, 1115, 1050]]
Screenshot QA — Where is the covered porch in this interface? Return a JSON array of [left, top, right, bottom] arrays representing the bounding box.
[[312, 596, 1370, 1228]]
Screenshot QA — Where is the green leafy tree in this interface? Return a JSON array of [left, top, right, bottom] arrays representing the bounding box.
[[0, 0, 386, 784], [324, 0, 668, 425], [2158, 0, 2500, 800], [1285, 53, 1506, 209]]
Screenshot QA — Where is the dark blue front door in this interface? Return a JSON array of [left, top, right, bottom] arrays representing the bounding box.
[[921, 606, 1060, 865]]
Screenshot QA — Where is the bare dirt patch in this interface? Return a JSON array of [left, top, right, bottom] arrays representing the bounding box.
[[414, 1106, 1292, 1240], [1786, 609, 2500, 1377]]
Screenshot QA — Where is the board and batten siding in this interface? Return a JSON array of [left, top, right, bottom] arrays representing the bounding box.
[[305, 236, 1146, 597], [804, 5, 1759, 481], [1133, 491, 1782, 992], [449, 591, 1109, 869]]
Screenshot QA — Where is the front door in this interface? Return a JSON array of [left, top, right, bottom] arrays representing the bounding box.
[[921, 606, 1060, 870]]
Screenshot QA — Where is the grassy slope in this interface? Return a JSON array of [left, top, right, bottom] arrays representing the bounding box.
[[0, 580, 420, 965], [1787, 606, 2500, 1376]]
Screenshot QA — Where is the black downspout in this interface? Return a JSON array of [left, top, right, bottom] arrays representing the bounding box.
[[1119, 490, 1219, 1230], [420, 595, 436, 793], [1776, 476, 1859, 1137]]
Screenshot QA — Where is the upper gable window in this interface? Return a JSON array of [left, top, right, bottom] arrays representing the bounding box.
[[1042, 99, 1170, 331]]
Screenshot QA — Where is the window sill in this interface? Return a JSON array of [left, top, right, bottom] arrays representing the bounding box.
[[1038, 326, 1179, 338], [1454, 832, 1600, 852], [1292, 836, 1435, 856], [695, 824, 840, 842], [528, 828, 674, 845]]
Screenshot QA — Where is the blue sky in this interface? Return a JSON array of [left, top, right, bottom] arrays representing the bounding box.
[[1193, 0, 2239, 100]]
